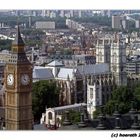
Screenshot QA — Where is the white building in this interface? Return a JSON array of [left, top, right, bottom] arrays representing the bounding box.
[[87, 81, 102, 119], [60, 10, 65, 17], [112, 15, 121, 29], [110, 35, 127, 86], [135, 20, 140, 28], [40, 103, 87, 127], [96, 38, 111, 64], [35, 21, 55, 29], [66, 19, 82, 30]]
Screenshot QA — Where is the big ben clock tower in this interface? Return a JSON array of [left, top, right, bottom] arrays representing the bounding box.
[[4, 25, 33, 130]]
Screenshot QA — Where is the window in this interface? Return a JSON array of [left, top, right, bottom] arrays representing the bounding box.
[[48, 112, 52, 120], [90, 88, 93, 99], [99, 51, 102, 61], [96, 80, 100, 85], [77, 81, 83, 91], [12, 48, 17, 53], [96, 87, 99, 98], [113, 52, 117, 63], [96, 101, 99, 106]]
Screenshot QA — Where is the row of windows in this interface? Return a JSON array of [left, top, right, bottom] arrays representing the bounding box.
[[90, 88, 99, 99], [11, 56, 17, 59], [89, 86, 113, 100], [97, 52, 115, 62], [89, 80, 113, 85], [7, 109, 16, 120], [19, 94, 31, 106], [7, 93, 30, 106], [7, 123, 31, 130], [7, 108, 31, 121], [7, 123, 16, 130], [8, 94, 15, 105], [9, 59, 17, 63], [19, 109, 31, 120]]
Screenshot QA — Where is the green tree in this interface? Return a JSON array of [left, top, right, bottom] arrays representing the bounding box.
[[22, 29, 45, 46], [94, 85, 140, 117], [61, 110, 81, 124], [0, 39, 12, 50], [69, 110, 80, 124], [104, 86, 134, 115], [32, 80, 60, 122], [133, 86, 140, 109], [93, 107, 100, 119]]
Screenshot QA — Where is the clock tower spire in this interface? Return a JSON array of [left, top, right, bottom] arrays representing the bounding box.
[[12, 25, 25, 46], [5, 25, 33, 130]]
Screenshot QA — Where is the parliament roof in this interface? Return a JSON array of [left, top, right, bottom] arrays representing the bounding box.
[[77, 63, 109, 75], [33, 66, 54, 80], [46, 103, 87, 112], [57, 68, 81, 80], [47, 60, 64, 67]]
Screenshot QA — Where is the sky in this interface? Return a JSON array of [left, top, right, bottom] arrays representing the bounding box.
[[0, 0, 140, 10]]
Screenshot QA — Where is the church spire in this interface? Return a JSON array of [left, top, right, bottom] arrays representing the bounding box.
[[12, 25, 25, 46]]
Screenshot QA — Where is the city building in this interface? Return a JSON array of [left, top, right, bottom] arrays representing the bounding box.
[[84, 34, 127, 119], [135, 20, 140, 29], [121, 19, 129, 30], [112, 15, 121, 29], [66, 19, 84, 30], [110, 35, 127, 86], [35, 21, 55, 29], [60, 10, 65, 18], [40, 103, 86, 127], [96, 38, 111, 64], [33, 33, 128, 122], [126, 61, 140, 74]]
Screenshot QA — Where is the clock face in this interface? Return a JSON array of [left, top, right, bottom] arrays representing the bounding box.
[[21, 74, 30, 85], [7, 74, 14, 86]]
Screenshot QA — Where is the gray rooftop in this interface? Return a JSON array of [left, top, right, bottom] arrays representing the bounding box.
[[47, 60, 64, 67], [47, 103, 87, 111], [77, 63, 109, 75], [57, 68, 81, 80], [33, 66, 54, 80]]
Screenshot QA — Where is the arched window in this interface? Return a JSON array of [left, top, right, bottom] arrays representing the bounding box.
[[90, 88, 93, 99], [109, 79, 112, 85], [96, 80, 100, 85], [99, 51, 102, 61], [104, 80, 108, 85], [48, 112, 52, 120], [101, 80, 104, 86], [113, 52, 117, 63]]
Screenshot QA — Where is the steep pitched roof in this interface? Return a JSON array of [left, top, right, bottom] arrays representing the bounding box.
[[77, 63, 109, 75], [12, 25, 25, 46], [33, 66, 54, 80], [47, 60, 64, 67], [57, 68, 81, 80]]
